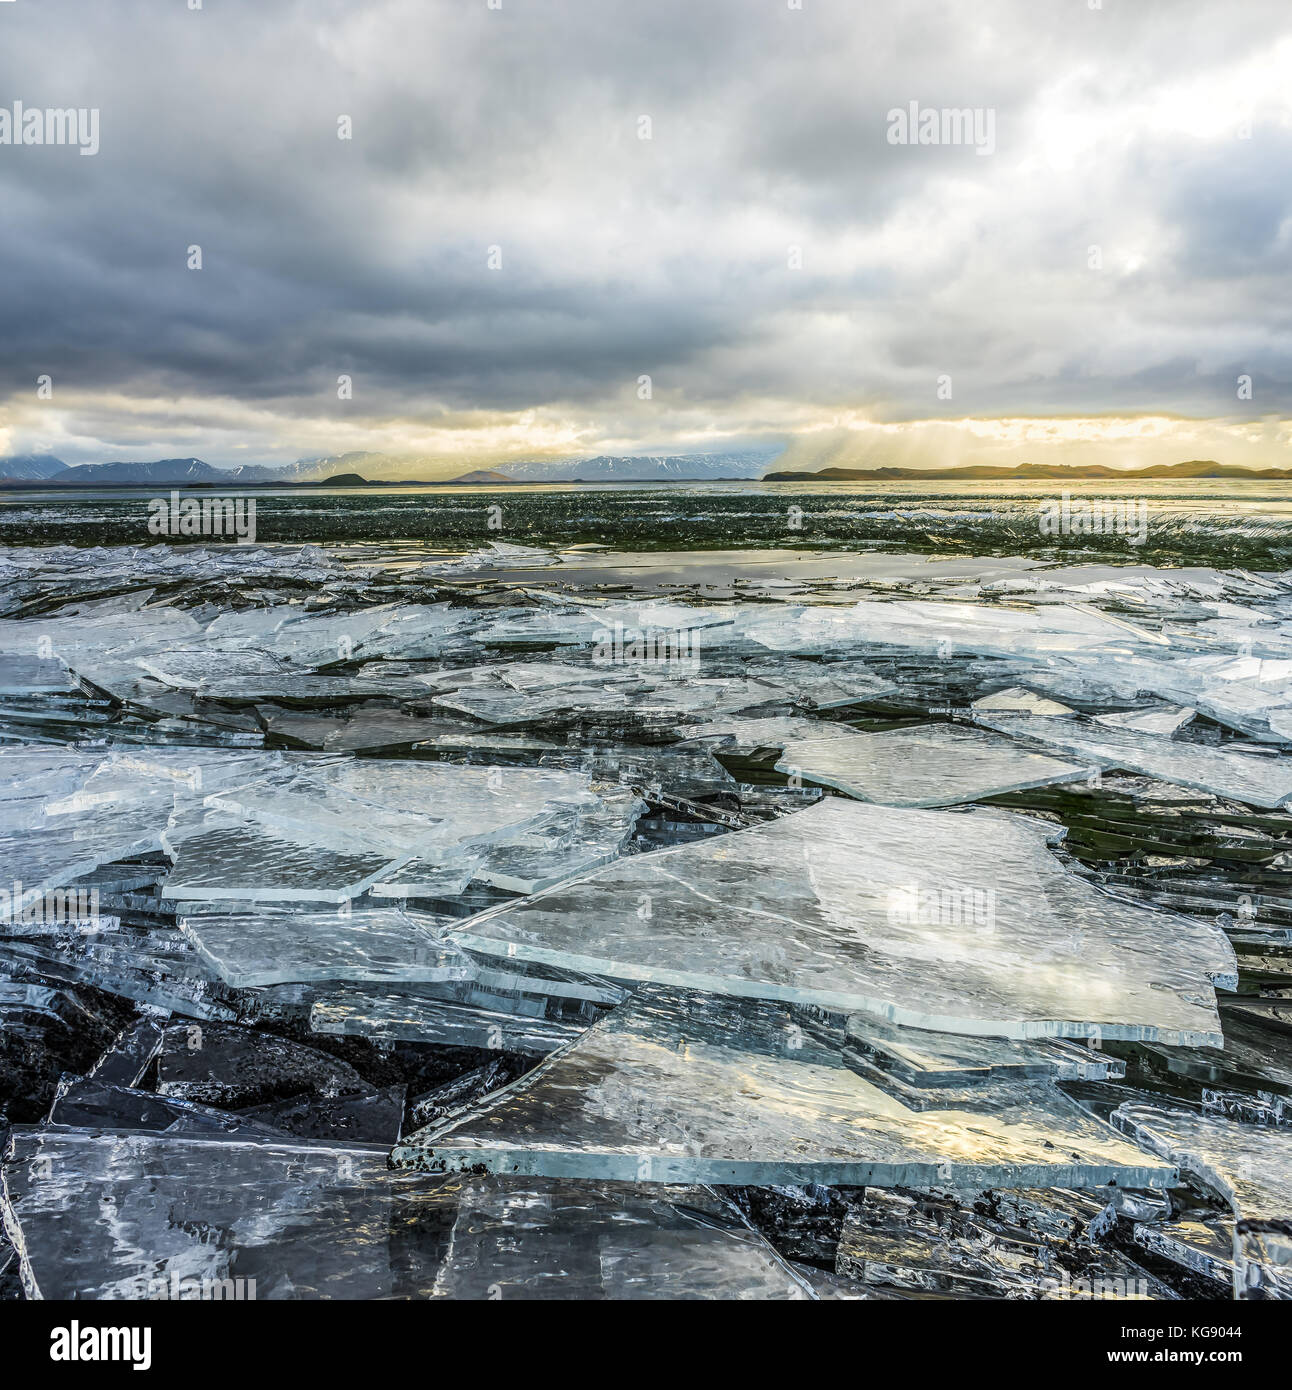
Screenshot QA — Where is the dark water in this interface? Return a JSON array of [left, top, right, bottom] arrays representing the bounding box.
[[2, 479, 1291, 568]]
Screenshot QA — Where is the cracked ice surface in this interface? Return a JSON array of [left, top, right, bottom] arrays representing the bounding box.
[[456, 798, 1233, 1043]]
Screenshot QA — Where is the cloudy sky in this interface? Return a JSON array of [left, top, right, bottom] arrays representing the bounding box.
[[1, 0, 1290, 474]]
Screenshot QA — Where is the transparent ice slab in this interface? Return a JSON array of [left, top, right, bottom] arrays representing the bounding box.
[[155, 1020, 374, 1109], [0, 927, 238, 1020], [162, 823, 403, 904], [137, 647, 288, 690], [0, 652, 80, 696], [1112, 1103, 1292, 1297], [536, 742, 737, 797], [369, 856, 482, 899], [0, 1129, 811, 1300], [1132, 1219, 1233, 1288], [48, 1077, 285, 1139], [471, 789, 644, 894], [969, 687, 1075, 717], [773, 723, 1092, 807], [845, 1016, 1124, 1085], [455, 798, 1232, 1044], [742, 657, 901, 708], [260, 706, 476, 753], [198, 674, 426, 703], [0, 811, 169, 916], [205, 761, 599, 862], [393, 985, 1174, 1189], [748, 597, 1163, 661], [678, 715, 845, 749], [178, 904, 475, 988], [978, 712, 1292, 808], [1093, 704, 1196, 737], [308, 981, 601, 1052], [1112, 1103, 1292, 1229], [431, 672, 778, 728]]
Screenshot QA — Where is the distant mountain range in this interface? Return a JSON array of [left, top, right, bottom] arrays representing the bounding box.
[[762, 460, 1292, 481], [3, 453, 1289, 488], [0, 456, 316, 485], [0, 449, 780, 486]]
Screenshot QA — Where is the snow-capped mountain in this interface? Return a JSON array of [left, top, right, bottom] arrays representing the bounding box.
[[0, 454, 73, 481]]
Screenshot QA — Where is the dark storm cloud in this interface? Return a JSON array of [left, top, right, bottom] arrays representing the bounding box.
[[0, 0, 1290, 462]]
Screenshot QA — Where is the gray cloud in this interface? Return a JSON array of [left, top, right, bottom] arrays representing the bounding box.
[[0, 0, 1290, 465]]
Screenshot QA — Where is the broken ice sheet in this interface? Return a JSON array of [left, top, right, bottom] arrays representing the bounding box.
[[773, 723, 1092, 807], [0, 926, 237, 1020], [369, 856, 482, 899], [1112, 1102, 1292, 1296], [431, 670, 780, 729], [455, 797, 1233, 1044], [260, 705, 477, 753], [0, 652, 80, 697], [177, 903, 474, 988], [393, 985, 1174, 1189], [137, 647, 288, 689], [155, 1021, 374, 1109], [678, 714, 844, 750], [0, 1130, 811, 1299], [978, 712, 1292, 808]]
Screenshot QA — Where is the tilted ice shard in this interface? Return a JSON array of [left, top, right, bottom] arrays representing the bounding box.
[[177, 904, 475, 988], [471, 787, 644, 893], [209, 760, 598, 856], [970, 687, 1075, 717], [844, 1016, 1124, 1085], [47, 1077, 286, 1139], [137, 647, 289, 689], [0, 1129, 811, 1300], [308, 980, 601, 1053], [678, 715, 845, 749], [833, 1189, 1169, 1299], [773, 723, 1092, 807], [454, 798, 1232, 1043], [1107, 1106, 1290, 1228], [748, 597, 1164, 660], [392, 985, 1175, 1189], [1093, 704, 1196, 737], [162, 822, 404, 903], [1133, 1219, 1234, 1289], [741, 657, 901, 708], [1112, 1103, 1292, 1297], [0, 653, 80, 697], [977, 713, 1292, 807]]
